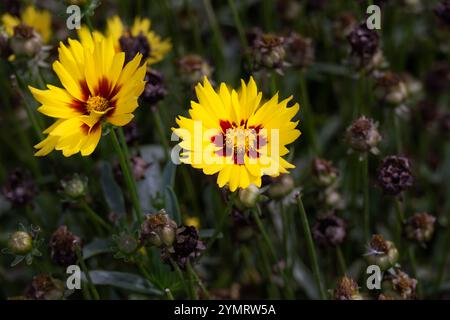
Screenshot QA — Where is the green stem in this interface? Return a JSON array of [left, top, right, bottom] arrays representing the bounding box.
[[299, 72, 319, 154], [251, 206, 295, 299], [296, 193, 327, 300], [76, 246, 100, 300], [80, 201, 112, 233], [336, 246, 347, 276], [110, 128, 143, 224], [187, 261, 211, 299], [227, 0, 249, 55], [152, 108, 170, 160], [394, 114, 402, 153], [202, 0, 225, 69], [170, 259, 190, 298], [165, 288, 175, 300], [362, 153, 370, 242]]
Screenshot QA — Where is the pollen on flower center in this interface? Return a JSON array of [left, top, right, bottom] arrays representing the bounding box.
[[225, 127, 257, 154], [86, 96, 110, 113]]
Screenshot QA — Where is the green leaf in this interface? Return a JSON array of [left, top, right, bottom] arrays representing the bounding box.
[[85, 270, 163, 296], [162, 161, 177, 189], [83, 238, 113, 260], [165, 186, 181, 224], [99, 161, 126, 218]]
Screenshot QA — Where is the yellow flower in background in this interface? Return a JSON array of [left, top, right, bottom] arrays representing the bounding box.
[[29, 35, 146, 157], [106, 16, 171, 65], [172, 77, 301, 192], [1, 5, 52, 43]]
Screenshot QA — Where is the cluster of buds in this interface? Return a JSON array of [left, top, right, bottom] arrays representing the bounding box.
[[60, 174, 88, 200], [312, 158, 344, 210], [381, 269, 417, 299], [140, 210, 178, 248], [434, 0, 450, 27], [403, 212, 436, 244], [2, 168, 36, 207], [143, 69, 167, 106], [365, 234, 399, 271], [24, 274, 65, 300], [161, 225, 206, 270], [284, 32, 315, 69], [377, 155, 413, 196], [346, 116, 382, 155], [177, 54, 213, 88], [333, 276, 363, 300], [119, 32, 150, 63], [374, 71, 409, 105], [249, 31, 287, 73], [312, 212, 347, 247], [347, 22, 383, 69], [49, 225, 82, 267]]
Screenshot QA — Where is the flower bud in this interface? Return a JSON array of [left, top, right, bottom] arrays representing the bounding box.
[[177, 54, 213, 86], [312, 213, 347, 247], [25, 274, 65, 300], [404, 212, 436, 244], [140, 210, 178, 247], [284, 32, 315, 69], [382, 269, 417, 299], [2, 168, 36, 207], [10, 24, 42, 57], [143, 69, 167, 106], [49, 225, 82, 267], [60, 174, 88, 200], [347, 23, 379, 66], [250, 33, 286, 72], [334, 276, 363, 300], [434, 0, 450, 27], [268, 174, 295, 199], [345, 116, 381, 154], [236, 184, 260, 209], [375, 71, 408, 105], [8, 231, 33, 255], [365, 234, 399, 271], [377, 155, 413, 196], [312, 158, 338, 187]]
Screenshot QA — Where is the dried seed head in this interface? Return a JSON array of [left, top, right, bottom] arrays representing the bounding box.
[[366, 234, 399, 271], [143, 69, 167, 106], [382, 269, 417, 299], [375, 71, 408, 105], [404, 212, 436, 244], [60, 174, 88, 200], [284, 32, 315, 69], [49, 225, 82, 267], [250, 33, 286, 72], [161, 225, 206, 270], [268, 174, 295, 199], [334, 276, 362, 300], [177, 54, 213, 86], [312, 158, 338, 187], [377, 155, 413, 196], [8, 231, 33, 255], [312, 213, 347, 247], [346, 116, 381, 154], [119, 32, 150, 63], [10, 24, 42, 57], [347, 23, 379, 64], [435, 0, 450, 27], [2, 168, 36, 207], [140, 210, 178, 248], [24, 274, 65, 300]]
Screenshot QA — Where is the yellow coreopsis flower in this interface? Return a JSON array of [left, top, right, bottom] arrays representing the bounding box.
[[1, 5, 52, 43], [106, 16, 171, 65], [28, 35, 147, 157], [172, 77, 301, 192]]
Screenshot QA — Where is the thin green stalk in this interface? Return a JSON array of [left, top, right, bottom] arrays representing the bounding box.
[[187, 261, 211, 299], [165, 288, 175, 300], [336, 246, 347, 276], [202, 0, 225, 68], [76, 246, 100, 300], [80, 201, 112, 233], [394, 198, 405, 251], [299, 72, 319, 154], [280, 201, 289, 257], [394, 114, 402, 153], [110, 129, 143, 224], [296, 193, 327, 300], [171, 258, 190, 298], [362, 153, 370, 242], [256, 241, 280, 298], [85, 14, 94, 32], [227, 0, 249, 54], [152, 108, 170, 160], [251, 207, 295, 299]]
